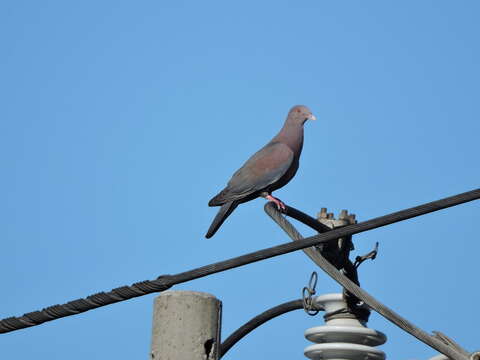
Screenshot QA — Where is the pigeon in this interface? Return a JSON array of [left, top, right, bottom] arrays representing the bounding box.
[[205, 105, 316, 238]]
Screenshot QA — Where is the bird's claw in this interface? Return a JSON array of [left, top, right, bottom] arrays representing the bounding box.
[[266, 195, 286, 211]]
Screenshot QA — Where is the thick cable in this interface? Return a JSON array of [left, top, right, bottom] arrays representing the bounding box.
[[219, 299, 307, 358], [171, 188, 480, 286], [0, 276, 174, 333], [0, 188, 478, 334], [265, 202, 472, 360], [278, 206, 331, 233]]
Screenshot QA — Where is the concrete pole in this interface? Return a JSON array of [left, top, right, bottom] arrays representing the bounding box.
[[150, 290, 222, 360]]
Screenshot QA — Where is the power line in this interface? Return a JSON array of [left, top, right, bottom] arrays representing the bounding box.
[[220, 299, 306, 358], [0, 188, 478, 334]]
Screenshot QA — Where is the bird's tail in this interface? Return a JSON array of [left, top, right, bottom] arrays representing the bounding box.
[[205, 201, 238, 239]]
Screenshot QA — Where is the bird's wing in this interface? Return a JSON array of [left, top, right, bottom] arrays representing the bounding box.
[[211, 142, 294, 204]]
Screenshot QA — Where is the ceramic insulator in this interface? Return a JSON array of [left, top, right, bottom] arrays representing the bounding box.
[[304, 293, 387, 360]]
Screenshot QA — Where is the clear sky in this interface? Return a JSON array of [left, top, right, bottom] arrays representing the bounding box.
[[1, 1, 479, 359]]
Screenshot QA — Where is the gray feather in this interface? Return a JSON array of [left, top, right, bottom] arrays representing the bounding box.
[[205, 202, 238, 239]]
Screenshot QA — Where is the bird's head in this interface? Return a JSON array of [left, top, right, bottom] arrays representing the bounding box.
[[287, 105, 316, 125]]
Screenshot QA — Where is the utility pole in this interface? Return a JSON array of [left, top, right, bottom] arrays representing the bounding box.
[[150, 290, 222, 360]]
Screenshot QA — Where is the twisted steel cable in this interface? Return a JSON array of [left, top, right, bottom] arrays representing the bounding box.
[[0, 188, 478, 334]]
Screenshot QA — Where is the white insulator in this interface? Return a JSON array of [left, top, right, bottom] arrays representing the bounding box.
[[428, 355, 449, 360], [304, 293, 387, 360]]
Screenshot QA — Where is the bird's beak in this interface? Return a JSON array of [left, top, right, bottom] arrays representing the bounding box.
[[309, 114, 317, 121]]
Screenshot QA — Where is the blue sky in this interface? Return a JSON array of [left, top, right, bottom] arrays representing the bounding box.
[[1, 1, 479, 359]]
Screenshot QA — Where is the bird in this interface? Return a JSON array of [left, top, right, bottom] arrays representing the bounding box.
[[205, 105, 316, 238]]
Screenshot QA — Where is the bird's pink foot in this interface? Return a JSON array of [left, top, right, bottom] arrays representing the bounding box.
[[265, 195, 286, 210]]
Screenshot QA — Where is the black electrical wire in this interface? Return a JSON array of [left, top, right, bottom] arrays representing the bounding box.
[[278, 205, 331, 233], [0, 188, 478, 334], [219, 299, 308, 358]]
